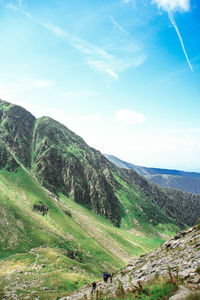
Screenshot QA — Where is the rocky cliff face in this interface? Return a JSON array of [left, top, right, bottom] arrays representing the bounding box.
[[0, 141, 19, 171], [62, 224, 200, 299], [0, 100, 35, 167], [31, 117, 122, 226]]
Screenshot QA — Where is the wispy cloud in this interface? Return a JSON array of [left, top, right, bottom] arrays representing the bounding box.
[[110, 16, 127, 34], [152, 0, 193, 71], [38, 21, 121, 81], [168, 12, 193, 71], [6, 3, 145, 82], [86, 60, 119, 81], [115, 109, 145, 124]]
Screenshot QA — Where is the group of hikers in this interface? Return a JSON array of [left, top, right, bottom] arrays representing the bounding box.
[[92, 271, 113, 293]]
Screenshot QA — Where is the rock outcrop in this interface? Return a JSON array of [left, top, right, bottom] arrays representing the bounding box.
[[61, 225, 200, 299]]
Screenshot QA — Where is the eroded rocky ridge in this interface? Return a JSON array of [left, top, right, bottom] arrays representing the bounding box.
[[62, 225, 200, 299]]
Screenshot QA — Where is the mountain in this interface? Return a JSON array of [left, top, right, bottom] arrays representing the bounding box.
[[1, 99, 200, 230], [105, 154, 200, 194], [64, 222, 200, 299], [1, 164, 164, 299], [0, 99, 200, 298]]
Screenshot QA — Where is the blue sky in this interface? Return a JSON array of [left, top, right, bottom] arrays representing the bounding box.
[[0, 0, 200, 171]]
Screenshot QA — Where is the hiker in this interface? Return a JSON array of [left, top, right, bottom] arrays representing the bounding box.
[[92, 281, 96, 292], [103, 272, 111, 282], [103, 272, 108, 282]]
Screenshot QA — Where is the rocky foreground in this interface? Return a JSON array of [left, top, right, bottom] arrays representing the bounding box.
[[61, 224, 200, 299]]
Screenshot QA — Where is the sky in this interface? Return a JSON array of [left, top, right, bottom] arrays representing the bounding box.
[[0, 0, 200, 171]]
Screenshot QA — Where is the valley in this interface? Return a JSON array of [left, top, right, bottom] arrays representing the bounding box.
[[0, 99, 200, 299]]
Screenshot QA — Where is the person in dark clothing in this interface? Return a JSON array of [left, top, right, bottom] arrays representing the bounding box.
[[92, 281, 96, 292], [103, 272, 111, 282], [103, 272, 108, 282]]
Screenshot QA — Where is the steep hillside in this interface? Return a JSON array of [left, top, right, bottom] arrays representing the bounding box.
[[105, 154, 200, 194], [0, 166, 165, 299], [31, 116, 121, 227], [124, 169, 200, 227], [0, 99, 200, 230], [0, 98, 200, 298], [62, 223, 200, 299]]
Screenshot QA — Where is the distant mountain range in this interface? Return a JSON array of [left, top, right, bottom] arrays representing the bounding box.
[[105, 154, 200, 194]]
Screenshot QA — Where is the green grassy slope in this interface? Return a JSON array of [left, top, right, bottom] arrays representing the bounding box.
[[0, 167, 168, 299]]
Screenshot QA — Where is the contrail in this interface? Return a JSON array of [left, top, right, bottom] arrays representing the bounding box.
[[110, 16, 127, 34], [168, 12, 193, 72]]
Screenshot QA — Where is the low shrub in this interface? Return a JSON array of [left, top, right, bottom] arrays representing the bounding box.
[[196, 266, 200, 275], [185, 292, 200, 300]]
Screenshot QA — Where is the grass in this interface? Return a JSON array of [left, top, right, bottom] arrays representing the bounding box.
[[113, 174, 179, 237], [0, 167, 179, 299], [185, 293, 200, 300], [0, 248, 94, 299], [0, 167, 168, 299], [104, 279, 178, 300]]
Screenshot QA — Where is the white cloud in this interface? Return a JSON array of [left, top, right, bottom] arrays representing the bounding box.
[[152, 0, 190, 13], [152, 0, 193, 72], [115, 109, 145, 124]]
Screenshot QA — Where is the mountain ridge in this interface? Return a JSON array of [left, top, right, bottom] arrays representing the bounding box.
[[0, 98, 200, 229], [0, 98, 200, 299], [105, 154, 200, 194]]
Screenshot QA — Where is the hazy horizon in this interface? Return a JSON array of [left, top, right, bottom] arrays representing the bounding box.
[[0, 0, 199, 172]]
